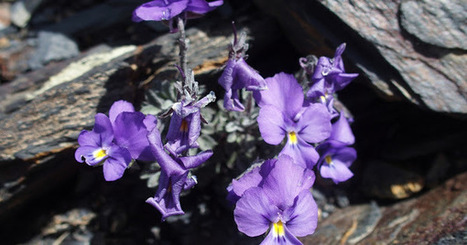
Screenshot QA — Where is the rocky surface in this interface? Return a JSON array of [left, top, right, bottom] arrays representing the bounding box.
[[253, 0, 467, 114]]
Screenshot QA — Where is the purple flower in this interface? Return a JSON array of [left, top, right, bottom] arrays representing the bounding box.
[[254, 72, 332, 168], [110, 101, 157, 162], [147, 126, 212, 220], [305, 43, 358, 116], [233, 155, 318, 244], [328, 112, 355, 146], [75, 100, 157, 181], [75, 113, 132, 181], [317, 142, 356, 184], [132, 0, 223, 22], [316, 113, 356, 183], [219, 57, 267, 111]]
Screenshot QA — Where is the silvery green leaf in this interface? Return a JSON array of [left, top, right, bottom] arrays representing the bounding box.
[[227, 133, 237, 143], [146, 171, 160, 188], [198, 134, 217, 151], [225, 121, 243, 133]]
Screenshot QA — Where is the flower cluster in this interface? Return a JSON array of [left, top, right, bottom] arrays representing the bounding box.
[[75, 1, 359, 243], [76, 0, 220, 221], [225, 44, 358, 244], [75, 96, 213, 220]]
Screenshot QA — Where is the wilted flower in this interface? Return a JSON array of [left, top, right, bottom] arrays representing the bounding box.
[[147, 125, 212, 220], [165, 92, 215, 155], [219, 28, 266, 111], [305, 43, 358, 117]]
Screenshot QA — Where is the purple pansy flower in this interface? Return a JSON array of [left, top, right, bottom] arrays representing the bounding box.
[[219, 28, 267, 111], [316, 113, 356, 183], [75, 100, 157, 181], [317, 143, 356, 184], [75, 113, 132, 181], [147, 125, 212, 220], [254, 72, 332, 168], [132, 0, 223, 22], [233, 155, 318, 245], [305, 43, 358, 116]]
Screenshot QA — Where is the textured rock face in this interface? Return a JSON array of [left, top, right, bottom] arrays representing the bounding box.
[[301, 172, 467, 244], [254, 0, 467, 114], [400, 0, 467, 50]]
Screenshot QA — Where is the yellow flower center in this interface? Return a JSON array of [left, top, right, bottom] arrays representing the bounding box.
[[180, 119, 189, 132], [273, 220, 285, 237], [325, 155, 333, 165], [93, 148, 107, 159], [288, 131, 298, 145]]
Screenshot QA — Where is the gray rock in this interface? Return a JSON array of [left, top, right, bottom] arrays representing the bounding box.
[[28, 31, 79, 70], [400, 0, 467, 50], [10, 0, 44, 28], [253, 0, 467, 113]]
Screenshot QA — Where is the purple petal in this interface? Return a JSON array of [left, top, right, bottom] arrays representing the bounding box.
[[260, 223, 303, 245], [146, 171, 188, 220], [229, 163, 263, 201], [92, 113, 114, 145], [147, 125, 163, 149], [223, 89, 245, 111], [109, 100, 134, 124], [133, 0, 189, 22], [113, 112, 154, 161], [234, 187, 280, 237], [334, 43, 346, 58], [261, 155, 315, 209], [186, 0, 223, 14], [74, 145, 105, 165], [333, 72, 359, 91], [320, 160, 353, 184], [165, 109, 201, 154], [233, 58, 266, 91], [103, 145, 132, 181], [296, 103, 332, 144], [254, 72, 304, 119], [77, 130, 101, 148], [218, 59, 235, 90], [305, 79, 326, 100], [330, 113, 355, 145], [178, 150, 212, 169], [333, 147, 357, 167], [282, 190, 318, 237], [257, 105, 286, 145], [280, 138, 320, 169]]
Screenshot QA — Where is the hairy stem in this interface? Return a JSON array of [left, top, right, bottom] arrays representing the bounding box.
[[177, 17, 188, 90]]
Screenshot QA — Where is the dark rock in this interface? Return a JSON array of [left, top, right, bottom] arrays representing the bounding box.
[[400, 0, 467, 50], [253, 0, 467, 113], [28, 31, 79, 70], [302, 171, 467, 244], [361, 161, 424, 199]]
